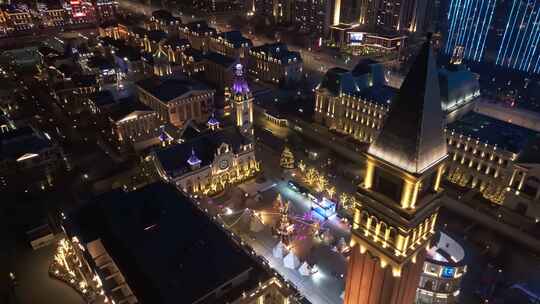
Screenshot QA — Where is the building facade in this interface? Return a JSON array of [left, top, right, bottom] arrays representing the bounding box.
[[154, 127, 259, 196], [137, 77, 215, 128], [0, 125, 65, 191], [209, 31, 252, 63], [179, 21, 217, 52], [416, 232, 467, 304], [248, 43, 302, 86]]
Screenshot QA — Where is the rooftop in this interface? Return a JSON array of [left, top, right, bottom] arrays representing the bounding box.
[[0, 126, 54, 162], [251, 43, 302, 64], [65, 183, 270, 304], [426, 232, 466, 266], [203, 51, 236, 68], [368, 37, 448, 174], [447, 112, 538, 154], [155, 127, 249, 178], [108, 101, 154, 122], [215, 31, 253, 48], [137, 77, 211, 102]]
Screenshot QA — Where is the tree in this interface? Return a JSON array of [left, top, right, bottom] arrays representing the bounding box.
[[280, 146, 295, 169]]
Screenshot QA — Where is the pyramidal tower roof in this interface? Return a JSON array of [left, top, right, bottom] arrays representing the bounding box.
[[368, 36, 447, 174]]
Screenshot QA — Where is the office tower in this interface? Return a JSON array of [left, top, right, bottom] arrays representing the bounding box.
[[444, 0, 497, 62], [358, 0, 429, 32], [344, 37, 447, 304], [496, 0, 540, 73]]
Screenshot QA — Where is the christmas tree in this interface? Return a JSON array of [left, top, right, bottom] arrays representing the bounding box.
[[280, 146, 295, 169]]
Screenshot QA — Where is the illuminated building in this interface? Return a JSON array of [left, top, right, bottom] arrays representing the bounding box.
[[37, 1, 68, 29], [179, 21, 217, 52], [106, 101, 162, 150], [247, 43, 303, 86], [446, 112, 538, 207], [495, 0, 540, 73], [161, 37, 191, 64], [293, 0, 331, 39], [329, 24, 407, 54], [148, 9, 181, 33], [136, 77, 215, 128], [416, 232, 467, 304], [438, 64, 480, 123], [444, 0, 496, 62], [314, 61, 480, 142], [93, 0, 117, 22], [227, 63, 254, 137], [356, 0, 430, 32], [0, 125, 64, 191], [153, 126, 259, 195], [272, 0, 293, 24], [192, 0, 244, 14], [62, 183, 296, 304], [51, 74, 99, 114], [65, 0, 96, 24], [344, 37, 447, 304], [0, 4, 34, 35], [152, 44, 172, 76], [209, 31, 252, 64], [314, 61, 392, 143]]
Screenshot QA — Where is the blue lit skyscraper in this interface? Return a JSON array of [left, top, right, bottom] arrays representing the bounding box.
[[444, 0, 497, 62], [496, 0, 540, 73]]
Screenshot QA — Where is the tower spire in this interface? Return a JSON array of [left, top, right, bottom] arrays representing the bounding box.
[[368, 36, 447, 174]]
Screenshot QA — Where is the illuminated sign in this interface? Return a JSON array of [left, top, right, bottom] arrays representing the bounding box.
[[312, 197, 336, 219], [441, 266, 455, 278], [348, 32, 364, 46]]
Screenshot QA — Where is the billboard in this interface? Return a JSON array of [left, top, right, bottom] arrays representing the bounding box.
[[348, 32, 365, 46]]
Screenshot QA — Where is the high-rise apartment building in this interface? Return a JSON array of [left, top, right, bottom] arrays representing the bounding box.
[[358, 0, 429, 32], [444, 0, 496, 62], [294, 0, 331, 37]]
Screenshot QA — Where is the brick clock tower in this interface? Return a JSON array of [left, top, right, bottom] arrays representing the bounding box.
[[344, 37, 448, 304]]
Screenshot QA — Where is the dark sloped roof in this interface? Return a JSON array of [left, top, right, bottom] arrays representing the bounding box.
[[357, 85, 396, 106], [155, 127, 249, 178], [147, 30, 167, 42], [203, 51, 236, 68], [115, 45, 142, 61], [516, 133, 540, 164], [136, 77, 210, 102], [185, 21, 217, 34], [65, 183, 269, 304], [0, 126, 53, 161], [319, 67, 357, 96], [108, 101, 153, 122], [250, 43, 302, 63], [368, 38, 447, 174], [351, 58, 379, 76], [448, 112, 538, 154], [217, 31, 252, 48], [183, 48, 204, 62]]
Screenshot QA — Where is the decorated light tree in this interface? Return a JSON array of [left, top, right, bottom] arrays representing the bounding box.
[[280, 146, 295, 169]]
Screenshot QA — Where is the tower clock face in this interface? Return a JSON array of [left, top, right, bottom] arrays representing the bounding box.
[[219, 159, 229, 170]]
